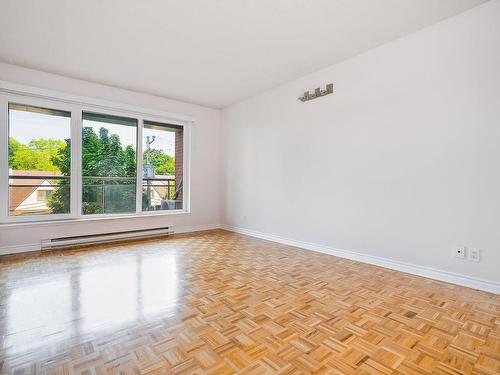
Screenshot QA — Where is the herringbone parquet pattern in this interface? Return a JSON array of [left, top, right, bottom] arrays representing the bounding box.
[[0, 230, 499, 374]]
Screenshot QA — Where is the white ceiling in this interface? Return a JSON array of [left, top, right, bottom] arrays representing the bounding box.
[[0, 0, 487, 108]]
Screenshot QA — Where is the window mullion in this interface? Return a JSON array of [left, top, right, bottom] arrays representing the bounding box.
[[136, 118, 144, 213], [0, 95, 8, 221], [72, 109, 83, 218]]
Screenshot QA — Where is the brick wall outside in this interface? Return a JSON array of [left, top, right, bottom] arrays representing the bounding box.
[[174, 129, 183, 202]]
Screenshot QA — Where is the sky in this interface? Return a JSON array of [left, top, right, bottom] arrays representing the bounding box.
[[9, 110, 176, 156]]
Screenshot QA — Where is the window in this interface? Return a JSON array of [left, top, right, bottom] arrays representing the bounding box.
[[142, 121, 183, 211], [36, 189, 53, 202], [81, 112, 137, 215], [7, 103, 71, 217], [1, 89, 190, 223]]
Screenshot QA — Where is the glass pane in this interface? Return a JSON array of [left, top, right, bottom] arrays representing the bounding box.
[[142, 121, 183, 211], [8, 103, 71, 216], [82, 112, 137, 215]]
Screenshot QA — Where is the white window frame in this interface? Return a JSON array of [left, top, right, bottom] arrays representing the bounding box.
[[0, 81, 192, 224]]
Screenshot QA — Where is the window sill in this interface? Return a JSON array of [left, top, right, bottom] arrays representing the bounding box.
[[0, 210, 191, 229]]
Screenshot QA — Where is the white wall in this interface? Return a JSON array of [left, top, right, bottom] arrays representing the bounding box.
[[222, 1, 500, 285], [0, 63, 222, 252]]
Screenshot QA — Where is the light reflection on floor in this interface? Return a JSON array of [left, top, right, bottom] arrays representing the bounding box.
[[2, 248, 179, 355], [5, 276, 72, 352], [141, 254, 178, 317]]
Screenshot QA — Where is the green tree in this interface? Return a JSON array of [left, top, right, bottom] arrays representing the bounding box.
[[81, 127, 136, 214], [49, 126, 138, 215], [48, 139, 71, 214], [146, 148, 175, 175], [8, 138, 21, 167], [82, 126, 101, 177], [124, 145, 136, 177], [8, 137, 66, 172]]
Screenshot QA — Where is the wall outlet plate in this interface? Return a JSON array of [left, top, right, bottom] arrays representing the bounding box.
[[467, 248, 480, 262], [454, 246, 466, 259]]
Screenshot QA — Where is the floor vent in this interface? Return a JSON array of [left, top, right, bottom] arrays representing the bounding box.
[[41, 226, 174, 250]]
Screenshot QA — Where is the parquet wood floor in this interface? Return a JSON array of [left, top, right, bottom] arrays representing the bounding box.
[[0, 230, 499, 374]]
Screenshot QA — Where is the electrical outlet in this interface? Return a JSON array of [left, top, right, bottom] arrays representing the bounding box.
[[467, 248, 480, 262], [454, 246, 466, 259]]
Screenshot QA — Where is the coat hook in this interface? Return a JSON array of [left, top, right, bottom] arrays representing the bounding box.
[[298, 83, 334, 102]]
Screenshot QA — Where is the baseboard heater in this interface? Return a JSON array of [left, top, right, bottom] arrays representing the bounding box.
[[41, 226, 174, 250]]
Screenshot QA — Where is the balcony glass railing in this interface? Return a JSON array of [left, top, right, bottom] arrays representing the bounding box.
[[8, 175, 182, 216], [142, 177, 182, 211], [82, 176, 136, 215]]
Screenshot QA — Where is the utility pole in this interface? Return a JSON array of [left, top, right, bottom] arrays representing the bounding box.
[[145, 136, 155, 167]]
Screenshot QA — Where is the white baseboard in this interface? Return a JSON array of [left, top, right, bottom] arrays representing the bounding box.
[[0, 223, 221, 256], [175, 223, 221, 234], [221, 225, 500, 295]]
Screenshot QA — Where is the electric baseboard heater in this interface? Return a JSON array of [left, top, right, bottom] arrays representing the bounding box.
[[41, 226, 174, 250]]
